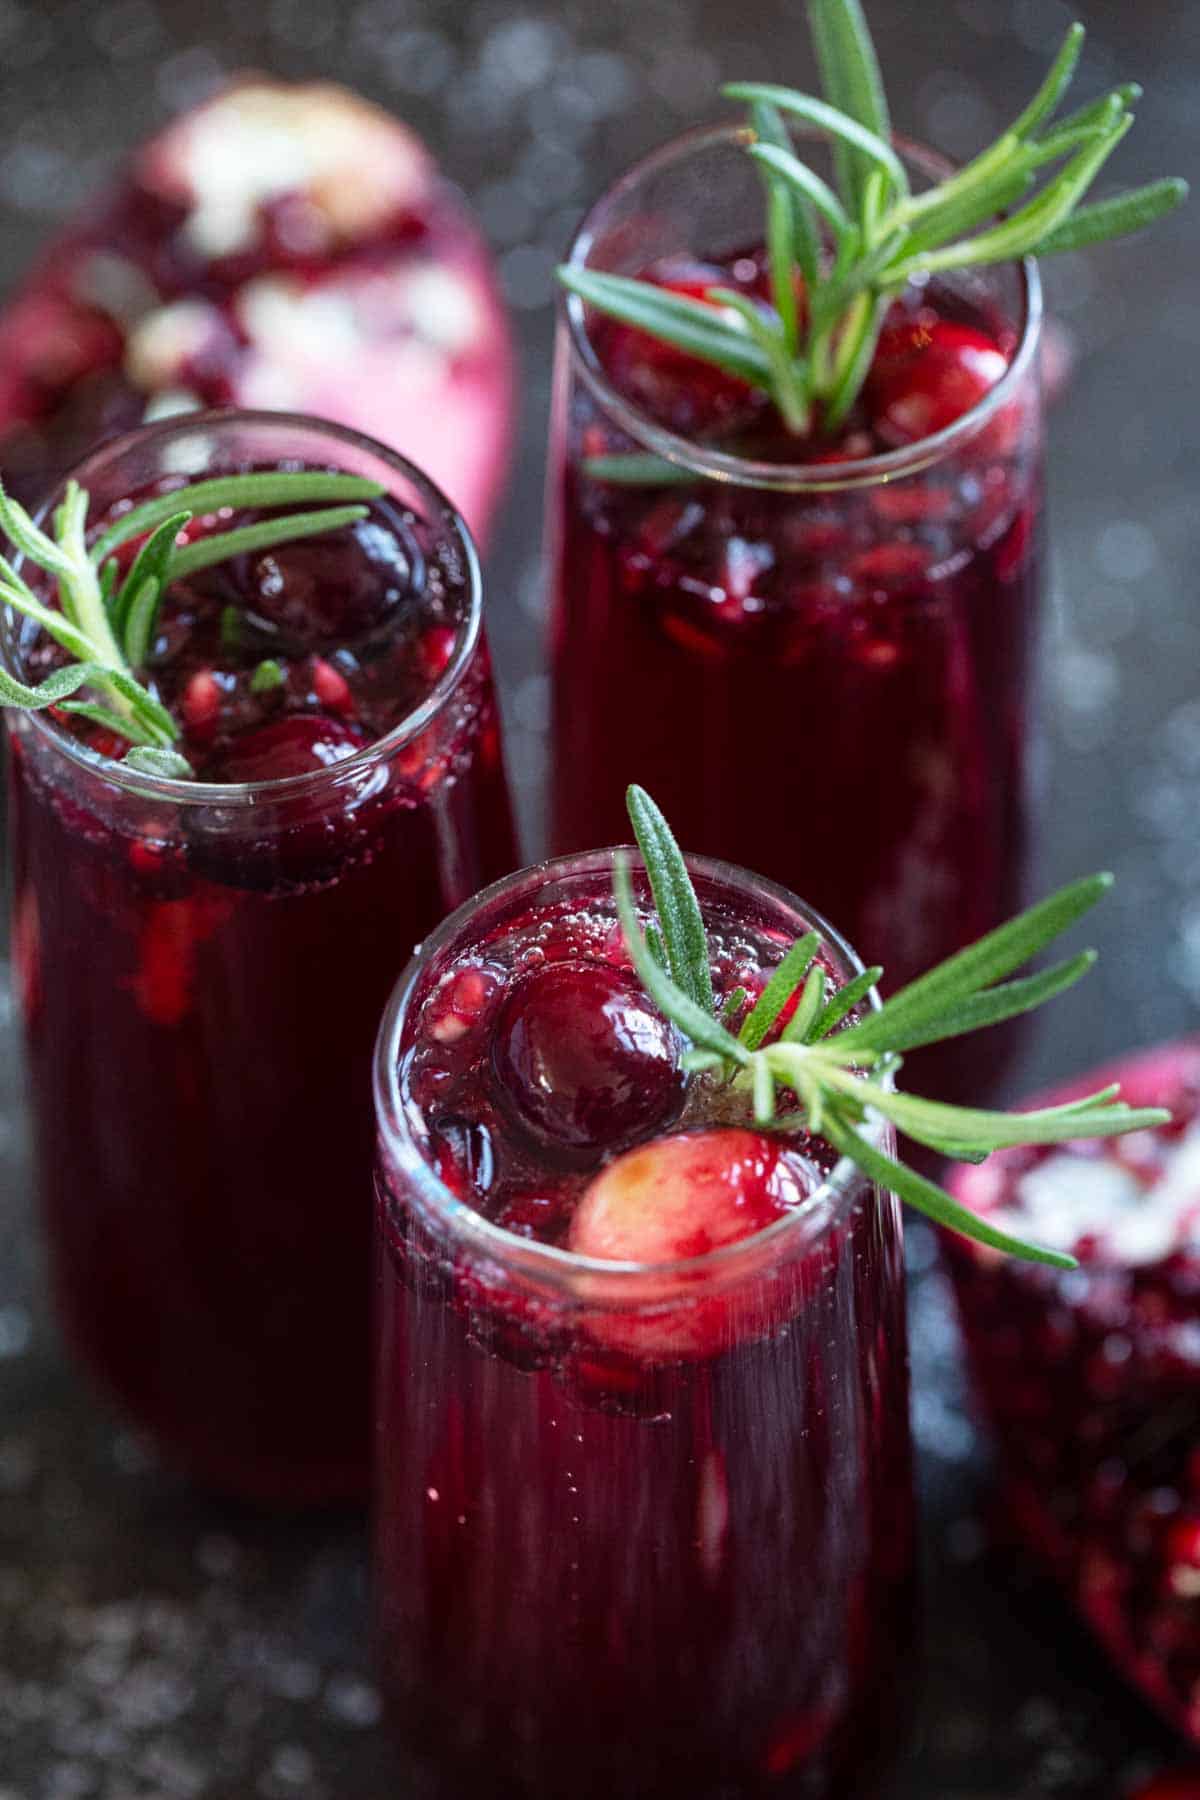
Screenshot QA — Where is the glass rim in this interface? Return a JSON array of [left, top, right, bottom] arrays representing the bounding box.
[[561, 121, 1044, 494], [1, 407, 484, 808], [373, 845, 891, 1302]]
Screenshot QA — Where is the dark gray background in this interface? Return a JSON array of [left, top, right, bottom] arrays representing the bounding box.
[[0, 1, 1196, 1794]]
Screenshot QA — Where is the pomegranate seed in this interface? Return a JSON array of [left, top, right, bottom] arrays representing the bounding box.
[[131, 902, 196, 1028], [311, 656, 354, 715], [419, 627, 458, 682], [181, 669, 221, 735]]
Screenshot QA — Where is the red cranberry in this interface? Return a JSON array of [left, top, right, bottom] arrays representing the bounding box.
[[569, 1128, 819, 1263], [230, 515, 419, 648], [595, 257, 766, 439], [202, 714, 367, 783], [866, 316, 1008, 447], [489, 960, 683, 1163]]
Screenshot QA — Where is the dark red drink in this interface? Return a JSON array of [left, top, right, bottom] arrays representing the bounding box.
[[4, 411, 515, 1504], [549, 128, 1042, 1003], [943, 1040, 1200, 1744], [373, 850, 914, 1797]]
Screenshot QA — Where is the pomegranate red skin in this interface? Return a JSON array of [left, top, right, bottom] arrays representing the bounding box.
[[944, 1037, 1200, 1748]]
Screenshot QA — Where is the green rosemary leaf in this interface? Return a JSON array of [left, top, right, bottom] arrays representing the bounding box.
[[121, 577, 163, 673], [683, 1049, 728, 1075], [0, 658, 113, 711], [820, 1109, 1078, 1269], [583, 454, 699, 486], [59, 699, 148, 739], [166, 505, 369, 583], [751, 98, 818, 306], [0, 482, 74, 579], [122, 746, 194, 778], [828, 1071, 1170, 1153], [645, 921, 669, 971], [782, 962, 826, 1043], [844, 873, 1112, 1051], [804, 0, 892, 217], [907, 114, 1134, 273], [559, 267, 774, 386], [752, 1055, 778, 1124], [1029, 97, 1124, 167], [626, 783, 715, 1014], [91, 472, 385, 561], [102, 667, 178, 745], [740, 931, 820, 1049], [0, 578, 95, 664], [613, 853, 745, 1063], [250, 660, 285, 694], [853, 951, 1097, 1056], [720, 985, 750, 1023], [99, 558, 118, 621], [706, 288, 810, 433], [1048, 82, 1141, 141], [899, 165, 1035, 258], [747, 143, 853, 237], [112, 510, 191, 645], [822, 290, 887, 430], [811, 964, 882, 1038], [219, 605, 242, 649], [1010, 21, 1085, 139], [1036, 176, 1189, 254], [723, 84, 908, 197]]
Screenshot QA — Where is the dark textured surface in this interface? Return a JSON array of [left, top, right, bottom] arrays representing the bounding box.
[[0, 1, 1196, 1794]]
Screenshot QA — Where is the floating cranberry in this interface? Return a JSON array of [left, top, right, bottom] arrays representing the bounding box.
[[866, 316, 1009, 447], [569, 1128, 820, 1263], [489, 960, 683, 1162], [233, 515, 419, 648], [203, 713, 367, 783], [595, 257, 767, 440]]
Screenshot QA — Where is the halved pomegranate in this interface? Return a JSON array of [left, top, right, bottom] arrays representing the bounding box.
[[944, 1038, 1200, 1745], [0, 80, 514, 543]]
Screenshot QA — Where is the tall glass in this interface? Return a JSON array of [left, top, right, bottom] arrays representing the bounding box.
[[373, 849, 915, 1798], [4, 411, 515, 1504], [548, 127, 1043, 1015]]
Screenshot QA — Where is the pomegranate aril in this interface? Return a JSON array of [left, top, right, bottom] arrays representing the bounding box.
[[426, 967, 498, 1044], [945, 1038, 1200, 1746], [311, 656, 355, 716], [181, 669, 221, 736]]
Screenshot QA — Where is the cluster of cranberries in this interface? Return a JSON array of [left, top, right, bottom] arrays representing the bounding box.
[[945, 1040, 1200, 1746], [403, 894, 834, 1271]]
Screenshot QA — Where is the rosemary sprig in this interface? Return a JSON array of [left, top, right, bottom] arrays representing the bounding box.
[[561, 4, 1186, 442], [0, 470, 383, 777], [615, 784, 1170, 1269]]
